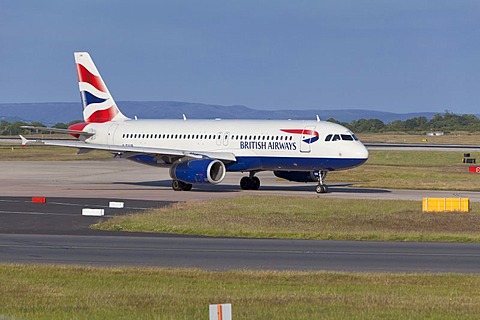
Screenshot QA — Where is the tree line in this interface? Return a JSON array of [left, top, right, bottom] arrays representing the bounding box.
[[0, 120, 82, 136], [329, 112, 480, 133], [1, 112, 480, 135]]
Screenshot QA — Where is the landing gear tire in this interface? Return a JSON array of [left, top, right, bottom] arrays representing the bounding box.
[[181, 183, 192, 191], [315, 184, 328, 194], [251, 176, 260, 190], [240, 174, 261, 190], [172, 180, 182, 191], [240, 176, 253, 190], [172, 180, 192, 191]]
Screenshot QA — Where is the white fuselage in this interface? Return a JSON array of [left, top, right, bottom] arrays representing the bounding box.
[[82, 119, 369, 172]]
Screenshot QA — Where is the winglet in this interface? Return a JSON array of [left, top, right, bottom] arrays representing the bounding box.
[[19, 135, 29, 148]]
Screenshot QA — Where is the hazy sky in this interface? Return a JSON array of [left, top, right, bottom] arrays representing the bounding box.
[[1, 0, 479, 113]]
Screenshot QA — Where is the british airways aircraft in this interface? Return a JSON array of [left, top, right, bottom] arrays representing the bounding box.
[[21, 52, 369, 193]]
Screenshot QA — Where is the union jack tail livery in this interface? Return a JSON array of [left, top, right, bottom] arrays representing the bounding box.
[[74, 52, 129, 123]]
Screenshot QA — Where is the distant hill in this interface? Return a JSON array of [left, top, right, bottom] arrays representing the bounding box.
[[0, 101, 448, 125], [0, 115, 23, 123]]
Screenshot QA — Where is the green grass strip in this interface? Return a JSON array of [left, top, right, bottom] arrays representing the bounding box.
[[93, 196, 480, 242], [2, 264, 480, 320]]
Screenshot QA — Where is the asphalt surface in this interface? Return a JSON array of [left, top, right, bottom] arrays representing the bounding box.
[[2, 233, 480, 273], [0, 196, 172, 235], [1, 160, 480, 273]]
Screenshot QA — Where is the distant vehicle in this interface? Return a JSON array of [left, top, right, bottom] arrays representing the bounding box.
[[21, 52, 368, 193]]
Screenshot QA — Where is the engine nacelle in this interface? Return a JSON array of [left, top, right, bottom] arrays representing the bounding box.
[[273, 170, 319, 183], [170, 159, 226, 184]]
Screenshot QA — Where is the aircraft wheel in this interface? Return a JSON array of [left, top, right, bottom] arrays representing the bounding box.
[[240, 177, 252, 190], [182, 182, 192, 191], [172, 180, 183, 191], [181, 183, 193, 191], [315, 185, 328, 194], [251, 176, 260, 190]]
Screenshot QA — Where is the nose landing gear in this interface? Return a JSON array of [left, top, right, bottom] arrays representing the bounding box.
[[315, 171, 328, 194]]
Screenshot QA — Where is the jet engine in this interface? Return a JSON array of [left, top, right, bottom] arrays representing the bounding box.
[[170, 159, 226, 184], [273, 170, 319, 183]]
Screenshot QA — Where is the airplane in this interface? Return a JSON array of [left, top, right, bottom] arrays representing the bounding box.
[[21, 52, 369, 193]]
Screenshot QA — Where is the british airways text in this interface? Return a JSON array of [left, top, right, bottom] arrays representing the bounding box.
[[240, 141, 297, 151]]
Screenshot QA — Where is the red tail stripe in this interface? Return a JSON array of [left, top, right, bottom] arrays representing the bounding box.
[[86, 106, 118, 123], [76, 63, 106, 93]]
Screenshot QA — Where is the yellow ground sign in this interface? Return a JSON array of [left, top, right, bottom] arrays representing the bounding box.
[[422, 198, 470, 213]]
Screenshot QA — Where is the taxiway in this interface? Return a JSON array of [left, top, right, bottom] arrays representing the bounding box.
[[1, 159, 480, 273]]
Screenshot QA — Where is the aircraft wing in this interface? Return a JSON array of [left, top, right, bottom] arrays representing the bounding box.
[[19, 136, 237, 162]]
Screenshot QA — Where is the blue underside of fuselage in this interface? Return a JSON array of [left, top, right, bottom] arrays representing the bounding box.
[[126, 154, 367, 172]]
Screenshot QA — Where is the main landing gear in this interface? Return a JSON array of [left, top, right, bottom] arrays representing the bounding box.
[[240, 172, 260, 190], [172, 180, 192, 191], [315, 171, 328, 194]]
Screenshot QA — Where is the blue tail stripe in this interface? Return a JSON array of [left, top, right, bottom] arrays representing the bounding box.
[[80, 91, 107, 107]]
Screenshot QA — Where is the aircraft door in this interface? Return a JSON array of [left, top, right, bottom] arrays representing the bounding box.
[[223, 131, 230, 146], [300, 126, 316, 153], [107, 123, 119, 145], [216, 132, 222, 146]]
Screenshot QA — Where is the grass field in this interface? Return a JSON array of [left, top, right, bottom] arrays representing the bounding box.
[[93, 196, 480, 242], [0, 144, 111, 161], [357, 132, 480, 144], [2, 264, 480, 320], [329, 149, 480, 190]]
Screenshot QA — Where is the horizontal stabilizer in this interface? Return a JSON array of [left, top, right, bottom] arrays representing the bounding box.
[[21, 126, 94, 138]]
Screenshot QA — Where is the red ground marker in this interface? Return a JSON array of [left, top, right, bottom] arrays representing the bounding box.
[[32, 197, 46, 203]]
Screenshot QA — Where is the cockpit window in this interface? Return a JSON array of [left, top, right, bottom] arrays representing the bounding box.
[[325, 134, 332, 141], [352, 134, 359, 141], [332, 134, 341, 141], [341, 134, 354, 141]]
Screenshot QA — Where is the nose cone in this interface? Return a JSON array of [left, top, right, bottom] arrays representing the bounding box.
[[347, 142, 369, 168], [356, 142, 369, 160]]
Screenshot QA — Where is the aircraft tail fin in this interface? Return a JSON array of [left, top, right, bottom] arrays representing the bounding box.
[[74, 52, 129, 123]]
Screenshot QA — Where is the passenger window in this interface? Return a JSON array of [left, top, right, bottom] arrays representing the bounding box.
[[325, 134, 332, 141], [332, 134, 340, 141], [341, 134, 354, 141]]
